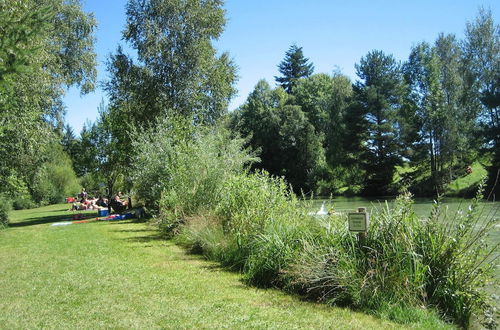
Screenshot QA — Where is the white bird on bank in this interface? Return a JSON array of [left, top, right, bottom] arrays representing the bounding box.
[[307, 201, 328, 216], [316, 201, 328, 216]]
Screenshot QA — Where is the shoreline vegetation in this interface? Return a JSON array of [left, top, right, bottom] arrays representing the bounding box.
[[134, 121, 498, 328]]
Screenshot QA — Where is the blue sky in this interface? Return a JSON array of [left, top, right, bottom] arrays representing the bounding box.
[[64, 0, 499, 134]]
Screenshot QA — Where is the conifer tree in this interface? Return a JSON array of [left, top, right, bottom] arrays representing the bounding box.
[[354, 50, 405, 195], [275, 44, 314, 93]]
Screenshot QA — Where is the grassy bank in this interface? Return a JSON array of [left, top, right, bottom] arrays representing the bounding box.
[[0, 204, 406, 329], [445, 162, 488, 197], [392, 161, 489, 197]]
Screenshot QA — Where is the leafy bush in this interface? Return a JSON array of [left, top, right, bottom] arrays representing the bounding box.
[[12, 197, 36, 210], [176, 215, 248, 270], [0, 197, 11, 229], [132, 115, 257, 217], [215, 172, 296, 236], [159, 127, 256, 218], [416, 186, 498, 328], [31, 144, 80, 204], [131, 116, 194, 210]]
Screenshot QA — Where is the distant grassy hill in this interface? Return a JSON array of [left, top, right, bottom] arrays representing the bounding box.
[[393, 160, 488, 198], [444, 161, 487, 197]]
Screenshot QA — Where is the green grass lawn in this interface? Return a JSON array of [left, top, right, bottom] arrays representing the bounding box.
[[0, 204, 416, 329], [445, 161, 488, 196]]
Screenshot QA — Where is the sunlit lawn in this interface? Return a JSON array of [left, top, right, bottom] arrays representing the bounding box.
[[0, 204, 412, 329]]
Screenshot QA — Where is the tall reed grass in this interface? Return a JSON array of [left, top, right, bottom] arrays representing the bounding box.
[[132, 121, 498, 328]]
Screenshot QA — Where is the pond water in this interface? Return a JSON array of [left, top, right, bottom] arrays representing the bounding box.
[[309, 196, 500, 220], [309, 196, 499, 255]]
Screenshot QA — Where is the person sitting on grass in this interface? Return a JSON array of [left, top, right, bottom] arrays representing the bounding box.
[[115, 192, 129, 206], [96, 196, 108, 208], [109, 192, 128, 213]]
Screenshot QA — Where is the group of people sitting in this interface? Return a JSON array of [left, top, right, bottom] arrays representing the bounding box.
[[70, 188, 129, 212]]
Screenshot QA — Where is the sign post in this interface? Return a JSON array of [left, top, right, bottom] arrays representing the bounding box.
[[348, 207, 369, 244]]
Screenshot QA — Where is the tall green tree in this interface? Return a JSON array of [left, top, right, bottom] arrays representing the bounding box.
[[0, 0, 96, 200], [462, 8, 500, 196], [106, 0, 237, 126], [231, 80, 324, 192], [104, 0, 238, 180], [404, 35, 477, 194], [293, 73, 355, 192], [354, 50, 405, 195], [275, 44, 314, 94]]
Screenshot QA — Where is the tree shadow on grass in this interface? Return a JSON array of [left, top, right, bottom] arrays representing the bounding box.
[[122, 234, 166, 243], [113, 228, 156, 233], [48, 208, 72, 212], [10, 213, 73, 227]]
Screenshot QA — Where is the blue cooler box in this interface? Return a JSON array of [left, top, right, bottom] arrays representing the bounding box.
[[98, 209, 109, 217]]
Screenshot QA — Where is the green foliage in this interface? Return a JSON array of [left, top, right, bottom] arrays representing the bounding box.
[[0, 196, 10, 229], [286, 190, 497, 328], [292, 73, 356, 193], [12, 197, 36, 210], [404, 36, 477, 195], [0, 0, 96, 204], [354, 50, 405, 195], [416, 185, 498, 328], [463, 8, 500, 196], [275, 44, 314, 94], [0, 1, 51, 81], [101, 0, 237, 194], [217, 172, 300, 235], [132, 116, 257, 215], [231, 80, 325, 192], [107, 0, 237, 125], [31, 144, 81, 205]]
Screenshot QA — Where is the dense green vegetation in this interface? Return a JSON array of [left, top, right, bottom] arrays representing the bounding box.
[[1, 0, 498, 328], [0, 0, 96, 215], [231, 13, 499, 197], [130, 120, 497, 328]]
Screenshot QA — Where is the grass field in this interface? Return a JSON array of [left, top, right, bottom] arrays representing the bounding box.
[[0, 204, 417, 329]]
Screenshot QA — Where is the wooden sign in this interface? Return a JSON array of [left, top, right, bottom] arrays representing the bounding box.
[[348, 212, 369, 232]]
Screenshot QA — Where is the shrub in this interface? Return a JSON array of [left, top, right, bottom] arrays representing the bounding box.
[[132, 116, 257, 214], [0, 197, 11, 229], [159, 127, 255, 218], [12, 197, 36, 210], [215, 172, 297, 236], [31, 144, 80, 204], [415, 185, 498, 328], [177, 215, 248, 270], [176, 172, 316, 287], [243, 218, 314, 288]]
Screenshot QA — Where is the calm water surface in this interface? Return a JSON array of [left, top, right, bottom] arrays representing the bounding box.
[[309, 196, 500, 220]]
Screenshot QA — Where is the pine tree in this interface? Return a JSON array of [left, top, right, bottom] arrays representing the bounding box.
[[275, 44, 314, 93], [354, 50, 405, 195]]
